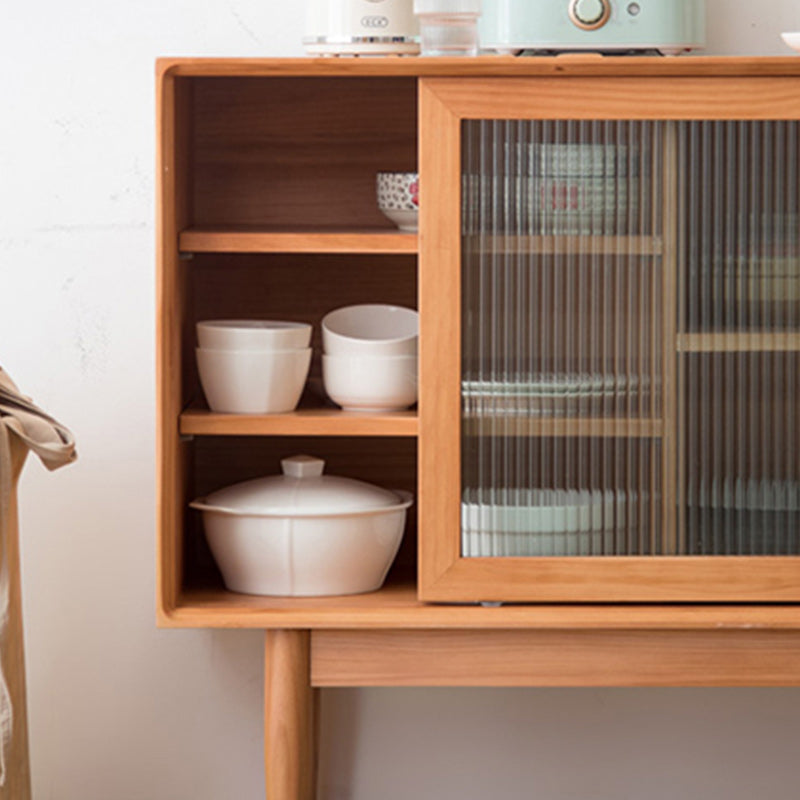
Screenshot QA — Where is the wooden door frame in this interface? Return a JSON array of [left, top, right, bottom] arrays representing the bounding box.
[[418, 76, 800, 603]]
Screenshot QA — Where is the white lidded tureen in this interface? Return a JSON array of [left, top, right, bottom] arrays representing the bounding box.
[[191, 455, 412, 597]]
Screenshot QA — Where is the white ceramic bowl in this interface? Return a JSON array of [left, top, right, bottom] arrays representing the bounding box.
[[322, 304, 419, 356], [190, 456, 413, 596], [377, 172, 419, 232], [379, 208, 419, 232], [322, 353, 418, 412], [196, 347, 312, 414], [781, 32, 800, 53], [197, 320, 312, 351]]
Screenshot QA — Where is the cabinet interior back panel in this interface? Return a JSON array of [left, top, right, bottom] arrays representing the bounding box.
[[460, 119, 800, 558], [190, 77, 418, 228]]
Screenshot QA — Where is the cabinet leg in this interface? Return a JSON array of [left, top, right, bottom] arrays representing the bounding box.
[[264, 630, 316, 800]]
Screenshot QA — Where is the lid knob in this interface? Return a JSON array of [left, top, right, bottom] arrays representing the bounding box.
[[281, 455, 325, 479]]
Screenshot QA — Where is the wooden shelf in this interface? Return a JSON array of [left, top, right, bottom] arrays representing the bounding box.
[[464, 235, 663, 256], [162, 574, 800, 631], [180, 408, 419, 437], [179, 227, 418, 255], [678, 332, 800, 352], [462, 417, 663, 438]]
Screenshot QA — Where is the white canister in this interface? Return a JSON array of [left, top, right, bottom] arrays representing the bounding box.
[[305, 0, 421, 55]]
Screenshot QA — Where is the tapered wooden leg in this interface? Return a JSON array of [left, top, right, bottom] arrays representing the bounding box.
[[264, 630, 316, 800]]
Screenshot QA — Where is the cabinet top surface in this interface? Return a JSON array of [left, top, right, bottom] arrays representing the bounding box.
[[157, 55, 800, 80]]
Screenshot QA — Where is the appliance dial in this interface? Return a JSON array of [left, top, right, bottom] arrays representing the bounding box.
[[569, 0, 611, 30]]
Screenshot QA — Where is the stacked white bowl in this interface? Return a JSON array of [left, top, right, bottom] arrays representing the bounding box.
[[321, 304, 419, 412], [196, 320, 312, 414]]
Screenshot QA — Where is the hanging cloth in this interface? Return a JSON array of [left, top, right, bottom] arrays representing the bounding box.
[[0, 367, 76, 799]]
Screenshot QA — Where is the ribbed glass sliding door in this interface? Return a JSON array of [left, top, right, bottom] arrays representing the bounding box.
[[678, 121, 800, 555], [460, 118, 800, 559], [461, 120, 665, 557]]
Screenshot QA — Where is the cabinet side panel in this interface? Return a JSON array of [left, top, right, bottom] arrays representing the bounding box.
[[156, 72, 193, 619]]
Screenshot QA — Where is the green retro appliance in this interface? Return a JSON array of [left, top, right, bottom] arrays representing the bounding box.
[[479, 0, 705, 55]]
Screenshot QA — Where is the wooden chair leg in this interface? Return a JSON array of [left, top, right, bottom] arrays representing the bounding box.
[[264, 630, 316, 800]]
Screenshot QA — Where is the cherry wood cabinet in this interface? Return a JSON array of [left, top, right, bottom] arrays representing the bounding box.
[[157, 57, 800, 800]]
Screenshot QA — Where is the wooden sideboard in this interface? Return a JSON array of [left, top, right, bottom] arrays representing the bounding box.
[[157, 57, 800, 799]]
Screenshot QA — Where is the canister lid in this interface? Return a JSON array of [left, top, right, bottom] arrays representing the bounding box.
[[196, 455, 409, 518]]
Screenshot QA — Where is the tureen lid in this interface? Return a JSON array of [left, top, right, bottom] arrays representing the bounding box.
[[195, 455, 409, 517]]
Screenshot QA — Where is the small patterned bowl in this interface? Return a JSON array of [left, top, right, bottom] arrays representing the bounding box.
[[377, 172, 419, 232]]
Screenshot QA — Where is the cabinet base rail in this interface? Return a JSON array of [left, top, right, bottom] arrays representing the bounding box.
[[263, 626, 800, 800]]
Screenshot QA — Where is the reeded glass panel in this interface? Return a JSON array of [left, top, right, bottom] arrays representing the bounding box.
[[461, 119, 800, 558], [679, 122, 800, 555], [461, 120, 664, 557]]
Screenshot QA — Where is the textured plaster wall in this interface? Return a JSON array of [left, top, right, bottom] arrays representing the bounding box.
[[1, 1, 799, 797]]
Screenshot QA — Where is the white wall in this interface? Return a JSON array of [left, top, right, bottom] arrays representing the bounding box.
[[1, 2, 799, 798]]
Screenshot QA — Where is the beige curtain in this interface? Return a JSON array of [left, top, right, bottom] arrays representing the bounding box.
[[0, 368, 76, 799]]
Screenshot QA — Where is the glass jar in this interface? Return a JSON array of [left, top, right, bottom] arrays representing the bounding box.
[[413, 0, 481, 56]]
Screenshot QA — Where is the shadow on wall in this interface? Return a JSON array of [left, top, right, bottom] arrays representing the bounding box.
[[318, 689, 362, 800], [319, 687, 800, 800]]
